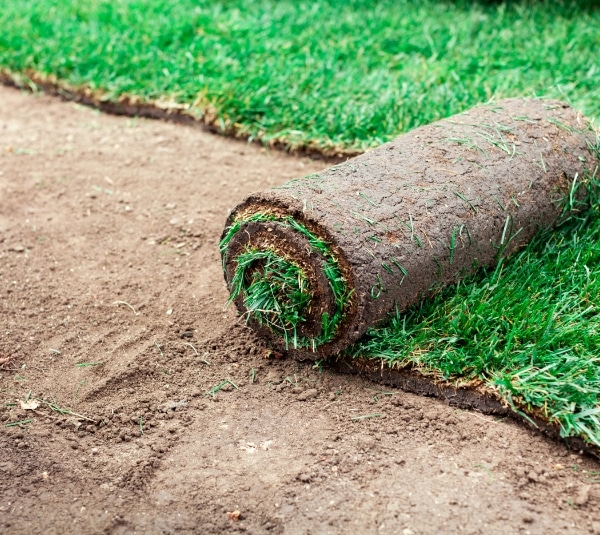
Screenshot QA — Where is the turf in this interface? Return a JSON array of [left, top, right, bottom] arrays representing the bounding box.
[[0, 0, 598, 153], [347, 145, 600, 447]]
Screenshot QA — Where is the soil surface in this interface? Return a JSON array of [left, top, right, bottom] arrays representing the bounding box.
[[1, 86, 599, 535]]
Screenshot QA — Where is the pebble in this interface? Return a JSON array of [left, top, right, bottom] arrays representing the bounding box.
[[573, 484, 591, 506], [297, 389, 318, 401]]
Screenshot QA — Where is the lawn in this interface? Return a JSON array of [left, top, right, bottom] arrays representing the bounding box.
[[0, 0, 598, 154], [1, 0, 599, 447]]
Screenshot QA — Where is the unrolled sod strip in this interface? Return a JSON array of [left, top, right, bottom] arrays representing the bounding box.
[[221, 98, 599, 359]]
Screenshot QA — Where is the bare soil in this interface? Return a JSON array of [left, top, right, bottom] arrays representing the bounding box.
[[1, 86, 599, 535]]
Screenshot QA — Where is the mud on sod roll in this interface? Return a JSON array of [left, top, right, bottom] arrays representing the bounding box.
[[221, 98, 599, 359]]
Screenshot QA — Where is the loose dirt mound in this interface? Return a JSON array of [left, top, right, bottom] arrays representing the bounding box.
[[1, 86, 599, 534]]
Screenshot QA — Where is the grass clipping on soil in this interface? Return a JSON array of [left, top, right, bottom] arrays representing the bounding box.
[[221, 98, 600, 448]]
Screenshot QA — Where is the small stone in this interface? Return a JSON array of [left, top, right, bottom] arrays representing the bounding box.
[[226, 510, 241, 522], [297, 389, 318, 401], [573, 484, 591, 506], [358, 436, 376, 450]]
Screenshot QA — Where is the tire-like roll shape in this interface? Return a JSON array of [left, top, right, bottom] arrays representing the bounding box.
[[221, 98, 599, 359]]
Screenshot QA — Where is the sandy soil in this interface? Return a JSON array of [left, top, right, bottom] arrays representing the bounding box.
[[1, 86, 599, 535]]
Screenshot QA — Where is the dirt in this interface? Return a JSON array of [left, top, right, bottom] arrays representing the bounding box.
[[1, 86, 599, 535]]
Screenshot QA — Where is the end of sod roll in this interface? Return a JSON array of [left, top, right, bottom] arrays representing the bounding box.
[[220, 203, 356, 358]]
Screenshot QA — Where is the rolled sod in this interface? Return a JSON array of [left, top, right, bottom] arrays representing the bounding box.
[[221, 98, 598, 359]]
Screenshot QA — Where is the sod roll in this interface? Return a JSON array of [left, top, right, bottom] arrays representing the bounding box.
[[221, 98, 599, 359]]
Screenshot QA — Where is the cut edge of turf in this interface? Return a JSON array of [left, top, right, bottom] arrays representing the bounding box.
[[332, 356, 600, 460], [0, 68, 359, 161]]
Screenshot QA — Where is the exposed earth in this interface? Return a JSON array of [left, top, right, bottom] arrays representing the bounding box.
[[1, 86, 599, 535]]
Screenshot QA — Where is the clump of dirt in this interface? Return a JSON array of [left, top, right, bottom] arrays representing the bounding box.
[[1, 86, 599, 534]]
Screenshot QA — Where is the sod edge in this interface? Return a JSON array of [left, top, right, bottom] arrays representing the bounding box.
[[0, 69, 360, 160], [333, 356, 600, 460]]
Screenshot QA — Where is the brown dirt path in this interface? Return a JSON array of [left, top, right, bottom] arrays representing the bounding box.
[[1, 86, 599, 535]]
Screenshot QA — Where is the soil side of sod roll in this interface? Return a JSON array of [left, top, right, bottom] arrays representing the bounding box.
[[222, 98, 599, 359]]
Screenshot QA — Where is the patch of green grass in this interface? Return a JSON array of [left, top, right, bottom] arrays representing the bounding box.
[[347, 150, 600, 447], [4, 419, 32, 428], [230, 248, 312, 348], [0, 0, 598, 153]]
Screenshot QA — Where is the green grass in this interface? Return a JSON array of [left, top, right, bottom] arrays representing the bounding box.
[[230, 248, 312, 348], [221, 214, 350, 350], [347, 150, 600, 447], [0, 0, 599, 153]]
